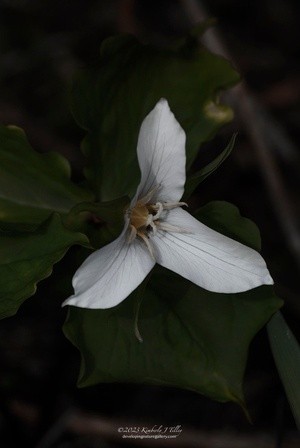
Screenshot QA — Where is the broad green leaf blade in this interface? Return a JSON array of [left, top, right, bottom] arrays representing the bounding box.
[[64, 196, 130, 249], [64, 201, 282, 404], [65, 280, 280, 404], [184, 133, 237, 199], [65, 196, 130, 231], [0, 125, 93, 226], [0, 213, 88, 319], [267, 311, 300, 429], [72, 34, 239, 201], [195, 201, 261, 251]]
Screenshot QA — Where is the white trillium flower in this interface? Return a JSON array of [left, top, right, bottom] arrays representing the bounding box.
[[63, 99, 273, 310]]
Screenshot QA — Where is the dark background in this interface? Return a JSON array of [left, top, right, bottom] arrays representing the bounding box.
[[0, 0, 300, 447]]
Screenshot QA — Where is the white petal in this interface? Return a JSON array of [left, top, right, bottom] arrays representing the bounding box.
[[133, 99, 186, 205], [151, 208, 273, 293], [62, 227, 155, 309]]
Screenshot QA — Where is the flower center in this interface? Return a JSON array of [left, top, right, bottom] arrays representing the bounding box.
[[129, 201, 163, 236], [127, 200, 165, 258], [126, 192, 188, 259], [130, 204, 150, 230]]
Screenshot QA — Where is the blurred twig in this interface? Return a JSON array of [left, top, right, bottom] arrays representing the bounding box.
[[230, 86, 300, 269], [181, 0, 300, 272], [35, 410, 73, 448], [36, 408, 300, 448]]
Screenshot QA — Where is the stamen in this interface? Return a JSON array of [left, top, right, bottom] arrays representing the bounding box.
[[149, 221, 157, 234], [137, 185, 160, 206], [137, 231, 155, 260], [128, 225, 137, 243], [145, 214, 154, 227], [162, 201, 188, 210], [152, 202, 163, 220]]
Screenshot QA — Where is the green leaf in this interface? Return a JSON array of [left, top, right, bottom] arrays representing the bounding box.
[[64, 196, 130, 249], [65, 196, 130, 230], [64, 202, 282, 404], [195, 201, 261, 251], [72, 33, 239, 201], [184, 133, 237, 199], [0, 125, 93, 226], [267, 311, 300, 429], [0, 213, 88, 319], [65, 278, 280, 405]]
